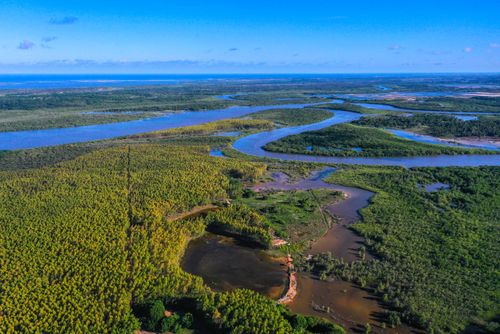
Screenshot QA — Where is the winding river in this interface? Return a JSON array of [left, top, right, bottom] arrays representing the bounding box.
[[352, 102, 500, 116], [3, 91, 495, 332], [193, 94, 496, 332], [0, 102, 318, 150], [232, 109, 500, 167], [1, 96, 498, 168], [250, 168, 388, 332]]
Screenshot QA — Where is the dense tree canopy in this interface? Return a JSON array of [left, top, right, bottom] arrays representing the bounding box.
[[0, 143, 266, 332]]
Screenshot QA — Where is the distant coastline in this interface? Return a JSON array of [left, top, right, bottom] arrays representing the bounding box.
[[1, 73, 499, 90]]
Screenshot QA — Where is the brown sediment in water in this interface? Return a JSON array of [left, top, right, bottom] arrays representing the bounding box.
[[255, 168, 421, 333], [252, 168, 373, 259], [181, 233, 288, 299], [180, 168, 419, 332], [290, 274, 419, 334], [292, 275, 379, 326], [308, 223, 372, 261]]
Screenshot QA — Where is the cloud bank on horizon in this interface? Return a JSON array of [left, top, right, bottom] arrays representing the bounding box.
[[0, 0, 499, 73]]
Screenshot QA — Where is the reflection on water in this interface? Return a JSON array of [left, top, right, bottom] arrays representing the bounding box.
[[387, 129, 500, 151], [454, 115, 478, 121], [0, 102, 318, 150], [354, 102, 500, 116], [290, 275, 419, 334], [209, 149, 226, 157], [275, 97, 301, 101], [420, 182, 450, 192], [233, 110, 500, 167], [214, 93, 247, 101], [182, 233, 287, 299], [377, 85, 391, 91], [81, 111, 147, 115]]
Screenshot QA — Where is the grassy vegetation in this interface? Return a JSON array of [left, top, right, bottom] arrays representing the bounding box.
[[0, 86, 238, 132], [0, 79, 363, 132], [0, 86, 231, 112], [0, 110, 165, 132], [238, 189, 342, 246], [216, 92, 321, 106], [312, 102, 388, 114], [2, 76, 498, 132], [248, 108, 333, 126], [0, 118, 274, 172], [265, 123, 491, 157], [354, 113, 500, 138], [298, 165, 500, 333], [362, 96, 500, 113], [133, 118, 275, 140]]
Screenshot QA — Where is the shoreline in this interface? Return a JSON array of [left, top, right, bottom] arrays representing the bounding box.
[[277, 254, 297, 305]]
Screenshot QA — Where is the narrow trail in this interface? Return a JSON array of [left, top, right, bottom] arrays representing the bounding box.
[[127, 145, 134, 225], [166, 204, 219, 222]]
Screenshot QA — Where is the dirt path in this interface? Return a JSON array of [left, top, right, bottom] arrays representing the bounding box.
[[166, 204, 219, 222]]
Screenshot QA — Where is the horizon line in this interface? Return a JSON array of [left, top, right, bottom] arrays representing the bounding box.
[[1, 72, 499, 75]]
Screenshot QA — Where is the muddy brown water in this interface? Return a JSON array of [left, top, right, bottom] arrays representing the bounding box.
[[252, 167, 373, 261], [182, 168, 421, 333], [291, 275, 419, 334], [254, 168, 420, 333], [181, 233, 287, 299]]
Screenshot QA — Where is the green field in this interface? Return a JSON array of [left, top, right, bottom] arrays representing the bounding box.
[[238, 189, 342, 245], [313, 102, 389, 114], [248, 108, 333, 126]]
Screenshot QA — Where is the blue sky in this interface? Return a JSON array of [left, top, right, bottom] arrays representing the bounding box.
[[0, 0, 499, 73]]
